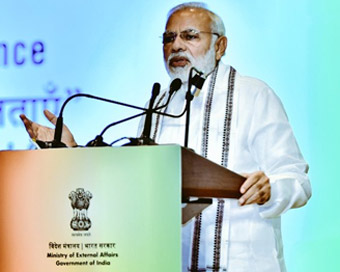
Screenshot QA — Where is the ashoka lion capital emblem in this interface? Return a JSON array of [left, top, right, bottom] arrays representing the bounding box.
[[69, 188, 92, 231]]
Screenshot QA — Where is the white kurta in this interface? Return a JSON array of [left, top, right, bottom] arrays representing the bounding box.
[[139, 62, 311, 271]]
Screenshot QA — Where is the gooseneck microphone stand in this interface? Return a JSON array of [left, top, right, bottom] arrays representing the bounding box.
[[183, 67, 206, 148], [36, 71, 205, 149], [53, 93, 147, 147], [41, 78, 182, 148]]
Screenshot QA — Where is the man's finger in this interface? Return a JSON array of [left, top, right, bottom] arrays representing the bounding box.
[[238, 172, 271, 205], [243, 187, 269, 205], [240, 172, 260, 194], [20, 114, 31, 126], [19, 114, 36, 139], [239, 182, 262, 205], [43, 109, 58, 125]]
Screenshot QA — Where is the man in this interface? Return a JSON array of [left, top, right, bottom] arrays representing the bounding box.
[[20, 2, 311, 271]]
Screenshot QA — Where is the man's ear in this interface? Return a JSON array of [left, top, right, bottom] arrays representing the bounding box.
[[215, 36, 228, 61]]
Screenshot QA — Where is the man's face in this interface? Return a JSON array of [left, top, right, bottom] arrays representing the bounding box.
[[163, 8, 217, 82]]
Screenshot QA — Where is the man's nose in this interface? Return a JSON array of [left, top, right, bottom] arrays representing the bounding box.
[[171, 35, 187, 53]]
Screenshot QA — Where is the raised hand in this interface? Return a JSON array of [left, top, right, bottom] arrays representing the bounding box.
[[20, 109, 77, 147]]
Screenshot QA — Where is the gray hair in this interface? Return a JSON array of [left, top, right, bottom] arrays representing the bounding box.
[[167, 2, 225, 36]]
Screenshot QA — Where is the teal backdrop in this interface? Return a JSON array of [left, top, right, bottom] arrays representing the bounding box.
[[1, 0, 339, 270]]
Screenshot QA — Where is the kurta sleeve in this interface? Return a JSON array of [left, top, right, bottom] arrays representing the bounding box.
[[247, 86, 311, 218]]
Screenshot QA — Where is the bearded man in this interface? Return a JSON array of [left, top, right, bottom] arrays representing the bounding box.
[[20, 2, 311, 272]]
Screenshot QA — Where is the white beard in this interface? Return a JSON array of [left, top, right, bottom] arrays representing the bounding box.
[[165, 40, 217, 83]]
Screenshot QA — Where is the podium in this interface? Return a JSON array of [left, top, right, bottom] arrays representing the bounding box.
[[0, 145, 244, 272]]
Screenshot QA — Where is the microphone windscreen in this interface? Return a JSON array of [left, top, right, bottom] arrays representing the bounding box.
[[170, 78, 182, 93], [191, 74, 206, 89], [152, 83, 161, 97]]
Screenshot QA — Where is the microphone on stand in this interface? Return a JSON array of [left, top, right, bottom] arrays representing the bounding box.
[[190, 70, 206, 97], [140, 82, 161, 144], [33, 116, 67, 148], [166, 78, 182, 101], [96, 78, 182, 146], [53, 116, 67, 147], [184, 67, 207, 148], [36, 78, 183, 148], [37, 93, 146, 148]]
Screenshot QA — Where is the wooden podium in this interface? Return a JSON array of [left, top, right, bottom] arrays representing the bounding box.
[[0, 145, 244, 272]]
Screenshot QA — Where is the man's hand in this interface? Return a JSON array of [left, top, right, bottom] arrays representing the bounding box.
[[238, 171, 271, 206], [20, 109, 77, 147]]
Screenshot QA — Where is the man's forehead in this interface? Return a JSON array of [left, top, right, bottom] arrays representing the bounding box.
[[165, 8, 212, 31]]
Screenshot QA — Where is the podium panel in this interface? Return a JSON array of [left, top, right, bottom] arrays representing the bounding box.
[[0, 145, 182, 272]]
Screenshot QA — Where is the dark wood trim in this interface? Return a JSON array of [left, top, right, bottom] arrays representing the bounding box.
[[182, 147, 245, 199]]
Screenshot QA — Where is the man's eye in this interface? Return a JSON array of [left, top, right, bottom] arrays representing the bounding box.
[[163, 35, 175, 44], [184, 33, 199, 40]]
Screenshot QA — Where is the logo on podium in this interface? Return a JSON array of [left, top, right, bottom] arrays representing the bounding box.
[[69, 188, 93, 231]]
